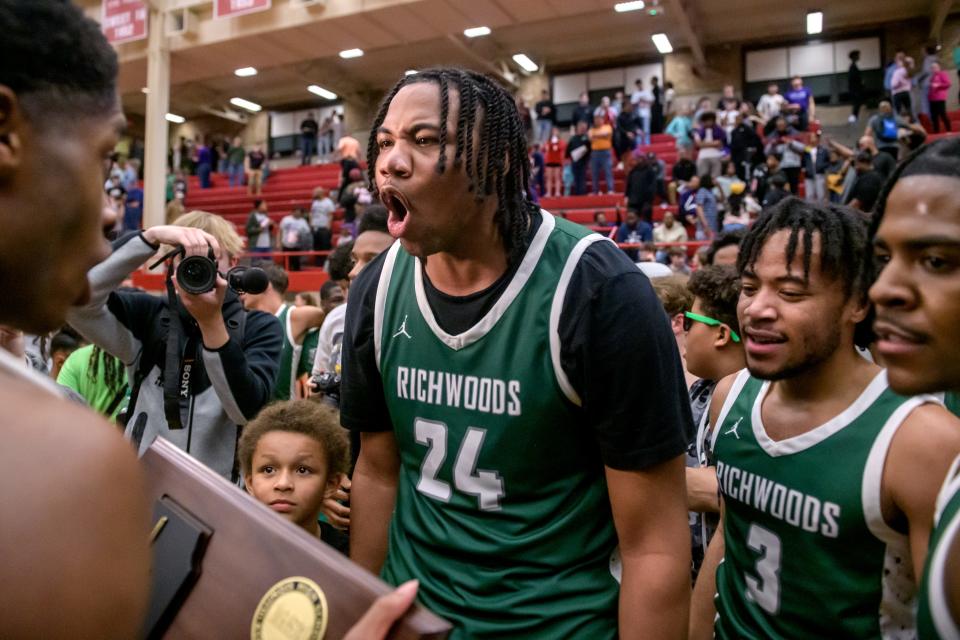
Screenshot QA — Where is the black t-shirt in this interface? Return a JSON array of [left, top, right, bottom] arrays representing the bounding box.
[[565, 134, 591, 165], [849, 63, 863, 91], [248, 151, 265, 170], [872, 152, 896, 179], [340, 215, 693, 471], [672, 159, 696, 183], [847, 170, 885, 211], [340, 158, 361, 189], [573, 104, 594, 126], [535, 99, 556, 123], [301, 119, 319, 135]]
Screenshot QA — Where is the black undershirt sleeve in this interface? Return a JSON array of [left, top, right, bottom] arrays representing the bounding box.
[[559, 242, 694, 470], [339, 250, 392, 432]]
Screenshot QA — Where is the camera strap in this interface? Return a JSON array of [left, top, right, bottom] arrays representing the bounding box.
[[163, 271, 186, 429]]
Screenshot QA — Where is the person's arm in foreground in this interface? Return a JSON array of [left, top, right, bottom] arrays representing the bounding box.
[[686, 466, 720, 512], [689, 515, 724, 640], [350, 430, 400, 574], [608, 455, 691, 639]]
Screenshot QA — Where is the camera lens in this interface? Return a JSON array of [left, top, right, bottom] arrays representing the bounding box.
[[176, 255, 217, 294]]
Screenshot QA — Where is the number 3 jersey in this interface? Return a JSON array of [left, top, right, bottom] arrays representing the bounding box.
[[711, 368, 935, 639], [374, 212, 620, 639]]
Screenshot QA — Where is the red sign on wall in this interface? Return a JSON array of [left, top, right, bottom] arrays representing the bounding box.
[[101, 0, 148, 45], [214, 0, 272, 19]]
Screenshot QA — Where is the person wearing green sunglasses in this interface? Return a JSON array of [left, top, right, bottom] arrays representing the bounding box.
[[681, 265, 746, 585], [683, 312, 741, 342]]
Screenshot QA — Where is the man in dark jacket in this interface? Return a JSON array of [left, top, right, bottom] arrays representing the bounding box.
[[572, 91, 594, 127], [565, 120, 592, 195], [625, 156, 658, 219], [615, 100, 641, 157], [729, 113, 763, 180]]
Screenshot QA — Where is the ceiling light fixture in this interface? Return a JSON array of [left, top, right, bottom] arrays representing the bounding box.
[[512, 53, 539, 72], [234, 66, 258, 77], [651, 33, 673, 53], [806, 11, 823, 35], [339, 48, 364, 59], [405, 69, 418, 76], [165, 113, 185, 124], [463, 26, 491, 37], [230, 97, 262, 112], [307, 85, 337, 100], [141, 87, 149, 94], [614, 1, 645, 12]]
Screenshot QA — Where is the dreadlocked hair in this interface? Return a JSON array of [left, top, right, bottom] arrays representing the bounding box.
[[737, 196, 873, 346], [87, 344, 126, 395], [367, 67, 537, 261]]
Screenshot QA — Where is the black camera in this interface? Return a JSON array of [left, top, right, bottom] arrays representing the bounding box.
[[310, 371, 342, 407], [155, 246, 270, 295]]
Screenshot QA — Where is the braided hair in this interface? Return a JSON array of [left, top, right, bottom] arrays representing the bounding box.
[[87, 344, 125, 396], [366, 68, 537, 261], [737, 196, 872, 345]]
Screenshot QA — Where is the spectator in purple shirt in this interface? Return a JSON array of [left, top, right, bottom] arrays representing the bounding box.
[[693, 112, 728, 178], [196, 140, 213, 189], [784, 76, 815, 132], [890, 55, 915, 117]]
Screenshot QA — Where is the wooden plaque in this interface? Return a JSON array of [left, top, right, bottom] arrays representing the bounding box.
[[140, 438, 451, 640]]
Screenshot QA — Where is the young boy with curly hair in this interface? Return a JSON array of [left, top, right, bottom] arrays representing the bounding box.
[[239, 400, 350, 538]]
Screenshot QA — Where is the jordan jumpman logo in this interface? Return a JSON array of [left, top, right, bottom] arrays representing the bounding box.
[[393, 314, 412, 340], [725, 417, 743, 439]]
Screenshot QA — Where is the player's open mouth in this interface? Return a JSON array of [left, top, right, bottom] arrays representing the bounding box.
[[381, 187, 412, 238]]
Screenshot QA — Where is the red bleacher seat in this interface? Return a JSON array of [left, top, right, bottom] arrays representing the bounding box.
[[926, 131, 960, 142], [556, 204, 679, 226], [540, 194, 623, 210], [650, 134, 676, 145], [183, 163, 346, 218]]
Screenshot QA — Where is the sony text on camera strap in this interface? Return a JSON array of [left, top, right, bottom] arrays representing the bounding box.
[[150, 245, 201, 432], [163, 267, 192, 430]]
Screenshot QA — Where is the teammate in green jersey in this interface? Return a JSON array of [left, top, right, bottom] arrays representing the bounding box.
[[690, 198, 960, 639], [241, 264, 325, 400], [342, 68, 693, 639], [867, 137, 960, 638]]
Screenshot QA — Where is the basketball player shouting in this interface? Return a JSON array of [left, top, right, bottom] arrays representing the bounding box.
[[342, 68, 693, 638]]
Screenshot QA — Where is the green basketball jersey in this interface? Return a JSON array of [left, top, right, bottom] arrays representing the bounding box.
[[945, 392, 960, 419], [916, 398, 960, 640], [375, 212, 620, 639], [298, 328, 320, 379], [272, 304, 301, 401], [711, 369, 932, 638]]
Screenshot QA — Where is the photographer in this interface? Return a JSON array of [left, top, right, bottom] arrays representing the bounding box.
[[68, 211, 283, 481]]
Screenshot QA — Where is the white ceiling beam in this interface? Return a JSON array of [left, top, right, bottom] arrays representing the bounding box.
[[445, 35, 519, 90], [929, 0, 956, 41], [663, 0, 706, 69], [199, 105, 249, 123]]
